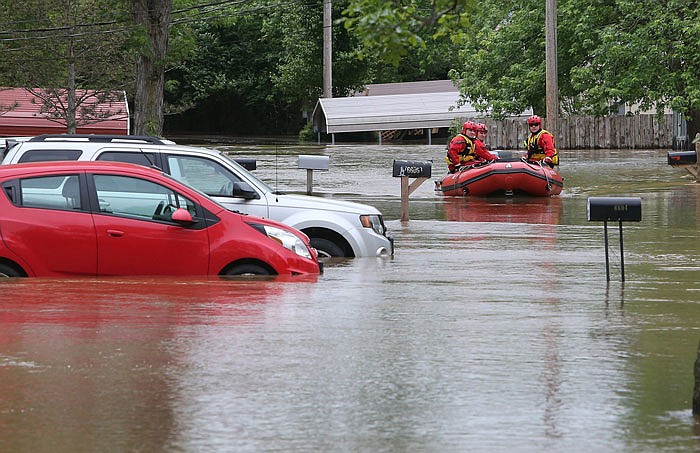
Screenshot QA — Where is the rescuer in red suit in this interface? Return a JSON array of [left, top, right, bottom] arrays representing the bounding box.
[[525, 115, 559, 168], [445, 121, 498, 173], [475, 122, 489, 148]]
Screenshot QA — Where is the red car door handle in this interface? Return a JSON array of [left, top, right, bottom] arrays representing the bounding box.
[[106, 229, 125, 237]]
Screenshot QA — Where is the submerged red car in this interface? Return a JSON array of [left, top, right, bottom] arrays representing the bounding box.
[[0, 161, 320, 277]]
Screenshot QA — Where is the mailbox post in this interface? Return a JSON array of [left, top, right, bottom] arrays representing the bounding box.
[[587, 197, 642, 282], [392, 160, 432, 221], [298, 155, 330, 194]]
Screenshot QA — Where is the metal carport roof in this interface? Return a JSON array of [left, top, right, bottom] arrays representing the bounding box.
[[312, 91, 478, 134]]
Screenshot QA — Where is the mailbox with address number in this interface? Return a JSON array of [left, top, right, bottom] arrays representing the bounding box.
[[392, 160, 431, 178], [587, 197, 641, 222], [393, 159, 432, 221]]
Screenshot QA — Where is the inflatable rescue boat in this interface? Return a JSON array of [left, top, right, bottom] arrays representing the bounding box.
[[436, 151, 564, 197]]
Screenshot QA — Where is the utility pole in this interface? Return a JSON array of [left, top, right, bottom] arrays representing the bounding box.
[[323, 0, 332, 98], [545, 0, 558, 134]]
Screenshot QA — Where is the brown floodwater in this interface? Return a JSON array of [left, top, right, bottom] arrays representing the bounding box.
[[1, 144, 699, 452]]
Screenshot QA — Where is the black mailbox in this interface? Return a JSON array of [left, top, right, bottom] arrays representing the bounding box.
[[392, 160, 431, 178], [234, 158, 257, 171], [667, 151, 697, 166], [588, 197, 641, 222]]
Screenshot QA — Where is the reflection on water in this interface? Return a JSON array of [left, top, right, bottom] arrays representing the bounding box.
[[441, 196, 563, 224], [1, 146, 699, 452]]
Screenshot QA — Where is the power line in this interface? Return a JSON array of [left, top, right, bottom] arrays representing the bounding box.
[[0, 0, 315, 42]]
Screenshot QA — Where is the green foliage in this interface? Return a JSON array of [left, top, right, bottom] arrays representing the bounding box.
[[299, 122, 316, 142], [340, 0, 476, 67], [450, 0, 700, 121], [4, 0, 698, 139], [262, 0, 370, 103], [0, 0, 133, 90], [564, 0, 700, 117], [164, 0, 374, 134]]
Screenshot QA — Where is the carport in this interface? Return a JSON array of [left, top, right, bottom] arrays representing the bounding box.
[[311, 82, 478, 145]]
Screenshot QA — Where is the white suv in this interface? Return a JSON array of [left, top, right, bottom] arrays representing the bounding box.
[[2, 135, 394, 258]]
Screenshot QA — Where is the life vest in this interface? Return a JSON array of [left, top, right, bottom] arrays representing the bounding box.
[[525, 129, 559, 165], [445, 134, 477, 167]]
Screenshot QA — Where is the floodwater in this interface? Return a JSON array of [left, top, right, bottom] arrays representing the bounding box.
[[1, 144, 699, 452]]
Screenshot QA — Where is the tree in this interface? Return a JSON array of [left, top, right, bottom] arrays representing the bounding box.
[[131, 0, 172, 136], [343, 0, 699, 144], [0, 0, 132, 133], [164, 0, 374, 135], [163, 0, 468, 136], [564, 0, 700, 144], [448, 0, 700, 143], [340, 0, 476, 67], [445, 0, 579, 118], [164, 15, 295, 134]]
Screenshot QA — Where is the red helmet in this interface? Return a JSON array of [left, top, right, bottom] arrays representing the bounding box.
[[527, 115, 542, 126], [476, 123, 488, 133], [462, 121, 478, 134]]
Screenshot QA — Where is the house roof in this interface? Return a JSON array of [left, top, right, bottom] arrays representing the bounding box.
[[312, 80, 481, 134], [354, 79, 459, 96], [0, 87, 129, 137]]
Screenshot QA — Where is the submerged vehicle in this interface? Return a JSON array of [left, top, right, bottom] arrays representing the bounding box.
[[0, 161, 321, 277], [1, 134, 393, 259]]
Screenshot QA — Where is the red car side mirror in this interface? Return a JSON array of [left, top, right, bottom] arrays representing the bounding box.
[[171, 208, 193, 223]]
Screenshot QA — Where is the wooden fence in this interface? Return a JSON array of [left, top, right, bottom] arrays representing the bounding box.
[[474, 114, 676, 150]]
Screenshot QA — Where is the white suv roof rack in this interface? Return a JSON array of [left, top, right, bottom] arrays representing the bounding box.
[[27, 134, 176, 145]]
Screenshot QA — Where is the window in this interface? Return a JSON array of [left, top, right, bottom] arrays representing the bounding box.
[[18, 175, 81, 210], [93, 174, 196, 221], [167, 155, 242, 196], [97, 151, 158, 167], [18, 149, 82, 163]]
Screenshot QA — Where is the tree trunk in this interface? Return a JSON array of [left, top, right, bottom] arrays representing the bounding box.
[[66, 37, 77, 134], [131, 0, 171, 136]]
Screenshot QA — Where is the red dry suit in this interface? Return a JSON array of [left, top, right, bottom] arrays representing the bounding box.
[[525, 128, 559, 167], [445, 134, 497, 173]]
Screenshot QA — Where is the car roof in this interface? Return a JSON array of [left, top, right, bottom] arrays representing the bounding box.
[[7, 134, 227, 160], [25, 134, 176, 145], [0, 160, 163, 178]]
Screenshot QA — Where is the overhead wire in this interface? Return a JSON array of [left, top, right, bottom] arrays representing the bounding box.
[[0, 0, 321, 67], [0, 0, 316, 41]]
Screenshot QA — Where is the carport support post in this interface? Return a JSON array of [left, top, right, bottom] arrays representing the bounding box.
[[426, 128, 432, 145]]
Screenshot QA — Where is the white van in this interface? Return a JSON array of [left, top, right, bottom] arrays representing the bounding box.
[[2, 135, 394, 258]]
